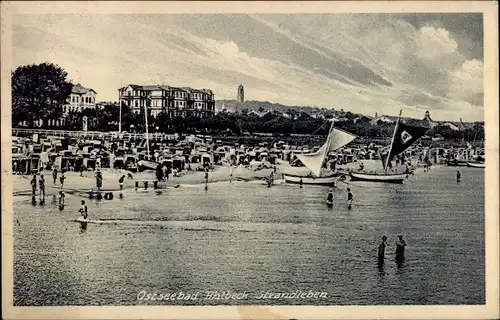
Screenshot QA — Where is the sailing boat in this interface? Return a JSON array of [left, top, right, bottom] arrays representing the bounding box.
[[466, 123, 485, 168], [283, 121, 357, 185], [137, 96, 161, 171], [349, 110, 429, 184]]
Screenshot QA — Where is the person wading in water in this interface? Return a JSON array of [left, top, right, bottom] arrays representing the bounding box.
[[38, 174, 46, 203], [59, 191, 66, 210], [78, 200, 88, 219], [326, 188, 334, 204], [96, 170, 103, 191], [378, 235, 388, 267], [59, 172, 66, 189], [395, 235, 406, 262], [119, 175, 125, 191], [30, 174, 37, 196], [347, 188, 353, 209], [52, 166, 58, 184]]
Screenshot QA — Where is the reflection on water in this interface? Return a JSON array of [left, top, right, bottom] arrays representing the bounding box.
[[14, 167, 484, 306]]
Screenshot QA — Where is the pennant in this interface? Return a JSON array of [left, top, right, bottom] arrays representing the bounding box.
[[386, 122, 429, 168]]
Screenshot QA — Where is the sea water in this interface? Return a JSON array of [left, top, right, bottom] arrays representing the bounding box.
[[13, 166, 484, 305]]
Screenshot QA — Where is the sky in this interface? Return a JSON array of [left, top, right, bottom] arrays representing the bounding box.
[[12, 13, 484, 121]]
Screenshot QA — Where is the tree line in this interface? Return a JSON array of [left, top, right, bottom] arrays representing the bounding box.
[[12, 62, 484, 143]]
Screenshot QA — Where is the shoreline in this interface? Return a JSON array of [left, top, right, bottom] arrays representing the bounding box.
[[12, 159, 451, 202]]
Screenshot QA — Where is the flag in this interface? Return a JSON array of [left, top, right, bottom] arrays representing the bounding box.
[[386, 122, 429, 168]]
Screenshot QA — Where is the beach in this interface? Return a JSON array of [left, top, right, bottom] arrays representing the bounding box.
[[12, 161, 287, 198]]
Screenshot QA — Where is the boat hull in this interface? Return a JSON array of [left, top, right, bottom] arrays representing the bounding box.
[[137, 160, 160, 171], [467, 161, 485, 168], [283, 173, 337, 185], [447, 160, 469, 167], [349, 171, 408, 184]]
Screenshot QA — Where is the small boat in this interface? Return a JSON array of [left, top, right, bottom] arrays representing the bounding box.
[[283, 122, 357, 186], [349, 171, 410, 184], [283, 172, 338, 185], [467, 161, 485, 168], [348, 110, 429, 184]]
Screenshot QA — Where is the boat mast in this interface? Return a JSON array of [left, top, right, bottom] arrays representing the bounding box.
[[144, 97, 150, 160], [118, 89, 122, 133], [321, 120, 335, 169], [384, 109, 402, 174]]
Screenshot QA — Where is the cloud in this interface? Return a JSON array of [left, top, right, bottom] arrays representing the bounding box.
[[11, 13, 484, 121], [418, 26, 458, 60], [449, 59, 483, 105]]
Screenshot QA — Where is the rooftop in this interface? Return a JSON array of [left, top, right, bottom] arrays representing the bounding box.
[[71, 83, 96, 95]]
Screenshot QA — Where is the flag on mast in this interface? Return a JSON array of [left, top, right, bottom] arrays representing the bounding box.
[[384, 122, 429, 170]]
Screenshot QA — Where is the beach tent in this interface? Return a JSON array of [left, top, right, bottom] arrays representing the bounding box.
[[201, 153, 213, 166]]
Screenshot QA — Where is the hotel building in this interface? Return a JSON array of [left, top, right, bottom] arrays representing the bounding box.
[[118, 84, 215, 118], [63, 83, 97, 113]]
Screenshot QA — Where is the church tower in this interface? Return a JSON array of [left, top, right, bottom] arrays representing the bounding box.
[[237, 84, 244, 103]]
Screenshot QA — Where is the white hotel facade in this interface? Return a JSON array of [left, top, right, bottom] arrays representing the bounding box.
[[118, 84, 215, 118]]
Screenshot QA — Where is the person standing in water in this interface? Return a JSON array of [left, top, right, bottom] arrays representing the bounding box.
[[59, 172, 66, 189], [38, 174, 46, 201], [59, 191, 65, 210], [347, 188, 353, 209], [378, 235, 388, 267], [395, 235, 406, 261], [96, 170, 103, 191], [30, 174, 37, 196], [52, 166, 58, 184], [326, 188, 334, 204], [78, 200, 88, 219], [456, 170, 461, 183], [119, 175, 125, 191]]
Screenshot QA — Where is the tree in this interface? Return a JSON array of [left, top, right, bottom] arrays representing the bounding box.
[[12, 63, 73, 126]]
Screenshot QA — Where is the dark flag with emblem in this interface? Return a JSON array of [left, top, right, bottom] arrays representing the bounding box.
[[385, 122, 429, 170]]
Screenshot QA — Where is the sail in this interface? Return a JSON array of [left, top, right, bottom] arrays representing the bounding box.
[[295, 145, 328, 177], [385, 122, 429, 169], [296, 125, 357, 177], [326, 127, 357, 153]]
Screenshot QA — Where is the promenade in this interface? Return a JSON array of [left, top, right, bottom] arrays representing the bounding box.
[[12, 127, 179, 141]]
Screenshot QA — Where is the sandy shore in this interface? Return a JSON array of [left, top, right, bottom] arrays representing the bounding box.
[[12, 161, 288, 197], [12, 157, 439, 200]]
